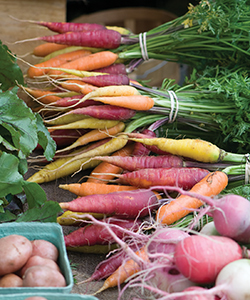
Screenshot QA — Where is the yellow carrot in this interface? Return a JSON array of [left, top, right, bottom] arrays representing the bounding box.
[[44, 114, 90, 126], [47, 117, 120, 130], [57, 210, 105, 226], [27, 135, 128, 184], [127, 137, 224, 163]]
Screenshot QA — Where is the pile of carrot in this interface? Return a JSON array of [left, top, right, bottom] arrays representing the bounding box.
[[16, 18, 250, 299]]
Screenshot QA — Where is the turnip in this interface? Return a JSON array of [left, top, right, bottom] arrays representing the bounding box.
[[174, 235, 243, 284]]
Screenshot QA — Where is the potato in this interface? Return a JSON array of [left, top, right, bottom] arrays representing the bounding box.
[[0, 234, 32, 276], [31, 239, 59, 261], [0, 273, 23, 287], [19, 255, 60, 277], [23, 265, 66, 287]]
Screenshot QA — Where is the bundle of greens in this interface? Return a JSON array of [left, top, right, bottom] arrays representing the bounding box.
[[127, 65, 250, 155], [118, 0, 250, 72], [0, 41, 61, 222]]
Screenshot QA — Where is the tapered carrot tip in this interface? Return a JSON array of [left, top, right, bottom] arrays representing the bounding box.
[[59, 202, 69, 210], [59, 184, 70, 191], [92, 282, 109, 295]]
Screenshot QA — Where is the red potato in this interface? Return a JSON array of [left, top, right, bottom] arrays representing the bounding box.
[[174, 235, 243, 284], [0, 235, 33, 276], [19, 255, 61, 277], [31, 239, 59, 261], [22, 265, 66, 287], [0, 273, 23, 287], [59, 189, 161, 218]]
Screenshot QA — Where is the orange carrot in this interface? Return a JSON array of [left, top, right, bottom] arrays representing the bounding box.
[[94, 246, 149, 294], [87, 142, 135, 183], [55, 121, 125, 153], [22, 86, 61, 104], [27, 49, 92, 78], [59, 182, 137, 196], [91, 95, 155, 111], [156, 171, 228, 225], [33, 42, 69, 57], [48, 51, 119, 76]]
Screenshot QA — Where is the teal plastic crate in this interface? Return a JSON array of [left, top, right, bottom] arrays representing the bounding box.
[[0, 293, 98, 300], [0, 222, 74, 294]]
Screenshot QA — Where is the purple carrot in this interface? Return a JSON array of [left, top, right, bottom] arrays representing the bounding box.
[[93, 63, 127, 75], [34, 21, 106, 33], [66, 104, 136, 120], [18, 29, 122, 49], [113, 167, 210, 189], [36, 128, 89, 150], [52, 96, 102, 108], [64, 218, 142, 247], [78, 74, 130, 87], [60, 189, 160, 218]]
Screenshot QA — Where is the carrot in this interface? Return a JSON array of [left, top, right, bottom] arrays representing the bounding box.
[[33, 43, 69, 57], [57, 210, 105, 226], [59, 189, 160, 218], [76, 74, 130, 87], [59, 182, 137, 196], [58, 80, 98, 95], [27, 135, 128, 184], [27, 49, 92, 78], [47, 51, 119, 76], [36, 128, 88, 150], [78, 84, 140, 102], [51, 95, 100, 108], [112, 167, 210, 189], [21, 86, 61, 104], [94, 246, 149, 294], [30, 20, 106, 33], [64, 218, 141, 247], [87, 142, 135, 183], [20, 29, 122, 48], [66, 244, 117, 254], [93, 63, 127, 75], [46, 117, 120, 130], [90, 95, 155, 111], [55, 121, 125, 153], [156, 170, 228, 225], [127, 137, 227, 163], [49, 105, 136, 123]]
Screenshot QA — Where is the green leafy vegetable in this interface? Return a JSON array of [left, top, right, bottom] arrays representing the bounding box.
[[0, 41, 57, 222]]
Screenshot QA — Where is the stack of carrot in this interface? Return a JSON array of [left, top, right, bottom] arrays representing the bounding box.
[[18, 19, 250, 298]]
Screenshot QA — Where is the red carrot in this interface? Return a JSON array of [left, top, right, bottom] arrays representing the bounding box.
[[112, 167, 210, 189], [76, 74, 130, 87], [51, 96, 102, 108], [88, 154, 219, 172], [132, 129, 156, 156], [93, 63, 127, 75], [61, 104, 136, 120], [19, 29, 122, 49], [59, 189, 161, 218], [64, 218, 141, 247], [36, 128, 89, 150]]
